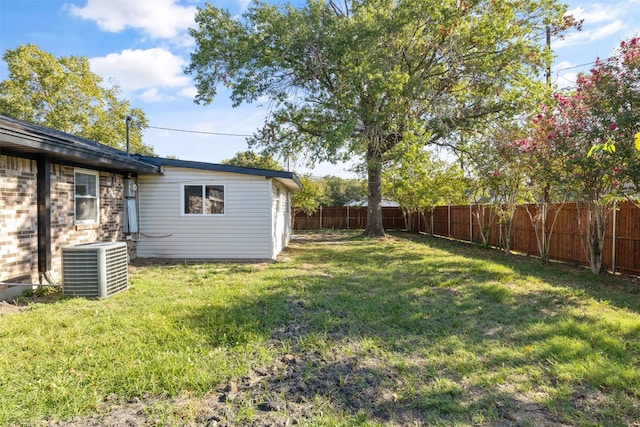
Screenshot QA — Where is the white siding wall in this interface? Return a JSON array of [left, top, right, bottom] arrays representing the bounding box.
[[271, 181, 292, 258], [136, 167, 274, 259]]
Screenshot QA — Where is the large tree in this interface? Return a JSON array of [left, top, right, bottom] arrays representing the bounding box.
[[0, 44, 153, 155], [291, 174, 324, 229], [187, 0, 568, 236], [222, 150, 284, 170], [318, 175, 366, 206]]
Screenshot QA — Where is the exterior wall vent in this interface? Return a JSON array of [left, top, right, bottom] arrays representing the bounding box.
[[62, 242, 128, 298]]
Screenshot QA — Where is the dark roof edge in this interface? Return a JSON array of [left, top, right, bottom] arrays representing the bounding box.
[[0, 114, 161, 174], [133, 155, 302, 190]]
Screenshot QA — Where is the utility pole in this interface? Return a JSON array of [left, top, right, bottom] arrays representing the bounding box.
[[546, 26, 552, 88], [125, 115, 132, 157]]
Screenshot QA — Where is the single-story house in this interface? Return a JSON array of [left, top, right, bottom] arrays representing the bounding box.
[[130, 156, 300, 261], [0, 114, 301, 301]]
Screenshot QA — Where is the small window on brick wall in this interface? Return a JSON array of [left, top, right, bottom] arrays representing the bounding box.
[[183, 184, 225, 215], [75, 169, 99, 224]]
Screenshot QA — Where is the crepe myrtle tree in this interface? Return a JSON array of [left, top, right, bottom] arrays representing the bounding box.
[[186, 0, 569, 237], [586, 37, 640, 194], [532, 94, 630, 274], [518, 104, 569, 263], [530, 37, 640, 273], [469, 123, 532, 253]]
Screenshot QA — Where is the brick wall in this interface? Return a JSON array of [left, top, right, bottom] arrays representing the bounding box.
[[0, 155, 38, 288], [48, 164, 126, 278], [1, 155, 127, 297]]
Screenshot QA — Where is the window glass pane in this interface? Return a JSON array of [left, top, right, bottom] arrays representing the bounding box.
[[75, 173, 97, 197], [184, 185, 203, 214], [75, 171, 98, 223], [205, 185, 224, 214], [76, 198, 97, 222]]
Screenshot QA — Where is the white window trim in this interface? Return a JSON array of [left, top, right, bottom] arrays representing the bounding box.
[[74, 168, 100, 225], [181, 183, 226, 216]]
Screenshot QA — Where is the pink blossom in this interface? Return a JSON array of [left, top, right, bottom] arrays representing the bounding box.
[[492, 170, 501, 177], [609, 123, 617, 131]]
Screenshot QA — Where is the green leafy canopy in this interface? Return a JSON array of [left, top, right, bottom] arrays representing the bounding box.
[[221, 150, 284, 170], [187, 0, 569, 235], [0, 44, 154, 155]]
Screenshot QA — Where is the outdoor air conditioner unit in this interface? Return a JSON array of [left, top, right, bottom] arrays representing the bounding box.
[[62, 242, 129, 298]]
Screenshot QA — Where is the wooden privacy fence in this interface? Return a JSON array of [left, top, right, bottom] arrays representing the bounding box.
[[293, 203, 640, 276], [293, 206, 406, 230]]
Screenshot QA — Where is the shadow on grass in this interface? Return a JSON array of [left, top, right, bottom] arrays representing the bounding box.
[[395, 231, 640, 310], [181, 231, 640, 425]]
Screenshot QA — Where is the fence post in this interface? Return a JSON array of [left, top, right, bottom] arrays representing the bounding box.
[[319, 206, 322, 229], [431, 209, 434, 235], [347, 206, 350, 229], [612, 203, 617, 274], [469, 204, 473, 243], [448, 204, 451, 238]]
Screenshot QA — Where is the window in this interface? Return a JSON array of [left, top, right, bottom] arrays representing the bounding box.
[[75, 169, 99, 224], [183, 184, 225, 215]]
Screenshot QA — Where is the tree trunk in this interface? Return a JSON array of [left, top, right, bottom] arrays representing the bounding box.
[[420, 210, 430, 235], [365, 155, 385, 237], [499, 208, 515, 254], [291, 208, 296, 231], [587, 202, 607, 274], [401, 209, 409, 232], [473, 204, 493, 246], [577, 201, 608, 274], [525, 201, 564, 264]]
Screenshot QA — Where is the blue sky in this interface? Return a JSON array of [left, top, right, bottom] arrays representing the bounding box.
[[1, 0, 639, 177]]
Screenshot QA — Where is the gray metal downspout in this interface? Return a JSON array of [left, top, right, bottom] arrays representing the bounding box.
[[37, 156, 59, 286], [37, 155, 51, 275]]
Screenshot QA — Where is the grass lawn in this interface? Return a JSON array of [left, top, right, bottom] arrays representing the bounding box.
[[1, 230, 639, 426]]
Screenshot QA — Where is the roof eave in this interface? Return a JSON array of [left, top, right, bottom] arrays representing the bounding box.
[[0, 116, 161, 174], [135, 155, 302, 191]]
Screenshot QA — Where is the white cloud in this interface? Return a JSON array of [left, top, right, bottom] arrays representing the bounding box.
[[90, 48, 193, 102], [139, 88, 165, 103], [556, 1, 639, 50], [67, 0, 196, 40], [90, 48, 190, 91], [553, 60, 574, 71], [236, 0, 251, 12], [591, 20, 627, 39], [555, 71, 578, 89], [567, 4, 622, 24], [178, 86, 198, 99], [554, 20, 626, 49]]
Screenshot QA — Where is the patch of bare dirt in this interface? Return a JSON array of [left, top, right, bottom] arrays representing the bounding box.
[[290, 232, 357, 244], [39, 297, 423, 426], [41, 329, 413, 426], [0, 300, 29, 317]]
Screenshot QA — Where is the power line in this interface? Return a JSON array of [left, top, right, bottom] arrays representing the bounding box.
[[554, 60, 597, 74], [147, 125, 253, 137]]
